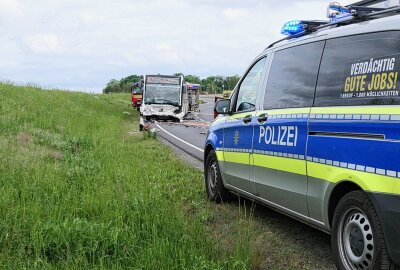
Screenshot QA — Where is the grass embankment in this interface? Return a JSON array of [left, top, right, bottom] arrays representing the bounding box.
[[0, 83, 254, 269], [0, 83, 335, 269]]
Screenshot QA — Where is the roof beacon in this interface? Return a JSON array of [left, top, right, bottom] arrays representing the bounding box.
[[281, 20, 328, 36], [281, 20, 305, 35]]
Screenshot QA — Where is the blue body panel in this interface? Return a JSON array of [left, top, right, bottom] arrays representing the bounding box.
[[253, 116, 309, 156], [222, 114, 255, 193], [205, 120, 223, 152], [251, 113, 310, 217], [308, 119, 400, 175]]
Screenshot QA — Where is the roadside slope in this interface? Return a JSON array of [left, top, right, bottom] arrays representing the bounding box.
[[0, 83, 250, 269]]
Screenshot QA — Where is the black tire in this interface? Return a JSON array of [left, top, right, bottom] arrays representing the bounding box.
[[332, 190, 398, 270], [204, 150, 229, 203], [139, 125, 143, 131]]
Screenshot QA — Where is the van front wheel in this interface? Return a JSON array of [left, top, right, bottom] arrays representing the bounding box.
[[332, 191, 397, 270], [204, 150, 229, 203]]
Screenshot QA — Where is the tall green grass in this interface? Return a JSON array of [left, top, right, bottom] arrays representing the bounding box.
[[0, 83, 252, 269]]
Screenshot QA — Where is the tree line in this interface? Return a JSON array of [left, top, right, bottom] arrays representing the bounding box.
[[103, 74, 240, 94]]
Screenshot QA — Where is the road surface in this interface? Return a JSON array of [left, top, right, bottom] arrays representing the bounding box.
[[155, 95, 215, 161]]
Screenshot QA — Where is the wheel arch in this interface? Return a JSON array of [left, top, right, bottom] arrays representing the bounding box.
[[204, 143, 215, 162], [327, 180, 363, 228]]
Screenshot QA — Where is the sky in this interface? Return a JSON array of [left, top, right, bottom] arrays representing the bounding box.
[[0, 0, 356, 93]]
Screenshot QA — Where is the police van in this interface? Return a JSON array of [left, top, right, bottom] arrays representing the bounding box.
[[204, 1, 400, 269]]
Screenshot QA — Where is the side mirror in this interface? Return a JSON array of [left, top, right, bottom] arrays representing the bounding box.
[[214, 99, 231, 118]]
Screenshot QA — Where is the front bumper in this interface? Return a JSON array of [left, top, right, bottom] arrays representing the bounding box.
[[142, 109, 184, 120], [370, 192, 400, 265]]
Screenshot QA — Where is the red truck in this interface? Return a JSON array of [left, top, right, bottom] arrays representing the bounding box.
[[131, 81, 143, 109]]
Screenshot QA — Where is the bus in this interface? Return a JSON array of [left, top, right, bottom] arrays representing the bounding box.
[[139, 75, 189, 130]]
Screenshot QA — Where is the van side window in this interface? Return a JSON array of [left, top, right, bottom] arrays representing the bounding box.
[[315, 31, 400, 106], [235, 57, 267, 112], [263, 41, 324, 109]]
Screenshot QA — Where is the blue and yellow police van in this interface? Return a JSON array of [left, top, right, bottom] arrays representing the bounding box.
[[204, 1, 400, 269]]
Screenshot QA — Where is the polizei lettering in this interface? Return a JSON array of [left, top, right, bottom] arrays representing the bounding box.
[[258, 126, 298, 147]]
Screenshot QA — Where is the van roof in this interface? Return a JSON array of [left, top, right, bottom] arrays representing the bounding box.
[[267, 5, 400, 50]]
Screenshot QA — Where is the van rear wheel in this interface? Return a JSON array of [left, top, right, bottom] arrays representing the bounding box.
[[204, 150, 229, 203], [332, 191, 397, 270]]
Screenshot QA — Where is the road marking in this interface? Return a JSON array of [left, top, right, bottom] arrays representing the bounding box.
[[167, 121, 210, 127], [155, 123, 204, 153]]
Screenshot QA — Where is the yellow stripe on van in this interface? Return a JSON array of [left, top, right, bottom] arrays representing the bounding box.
[[253, 154, 307, 175], [219, 149, 400, 195], [229, 112, 256, 120], [212, 112, 255, 126], [256, 108, 311, 116], [216, 150, 225, 161], [308, 162, 400, 195], [311, 106, 400, 115], [222, 151, 307, 175], [223, 151, 250, 165]]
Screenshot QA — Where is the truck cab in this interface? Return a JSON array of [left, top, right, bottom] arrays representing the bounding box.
[[131, 81, 143, 109]]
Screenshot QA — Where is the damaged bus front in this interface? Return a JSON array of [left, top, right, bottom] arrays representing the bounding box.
[[139, 75, 189, 130]]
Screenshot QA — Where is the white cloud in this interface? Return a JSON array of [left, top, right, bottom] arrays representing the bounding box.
[[80, 11, 106, 25], [26, 34, 62, 54], [0, 0, 23, 19], [0, 36, 23, 68], [0, 0, 334, 92], [222, 8, 249, 19]]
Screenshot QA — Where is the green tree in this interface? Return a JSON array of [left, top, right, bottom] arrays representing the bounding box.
[[224, 75, 240, 90], [103, 79, 122, 93], [103, 74, 241, 94], [102, 75, 143, 93], [201, 76, 224, 94], [184, 75, 201, 84], [119, 75, 143, 89]]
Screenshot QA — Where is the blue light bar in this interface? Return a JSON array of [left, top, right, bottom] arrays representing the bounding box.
[[281, 20, 306, 36]]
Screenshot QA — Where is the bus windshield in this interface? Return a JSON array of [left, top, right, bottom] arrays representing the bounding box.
[[144, 84, 181, 106]]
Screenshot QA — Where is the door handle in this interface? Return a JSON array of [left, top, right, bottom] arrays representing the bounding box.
[[257, 113, 268, 124], [242, 115, 252, 124]]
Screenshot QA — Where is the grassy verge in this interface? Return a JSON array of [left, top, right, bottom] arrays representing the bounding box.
[[0, 83, 254, 269], [0, 83, 334, 269]]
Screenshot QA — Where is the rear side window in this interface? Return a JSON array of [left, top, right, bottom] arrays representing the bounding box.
[[263, 41, 325, 109], [315, 31, 400, 106]]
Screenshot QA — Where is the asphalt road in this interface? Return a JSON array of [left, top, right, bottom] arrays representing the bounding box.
[[155, 95, 215, 161]]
